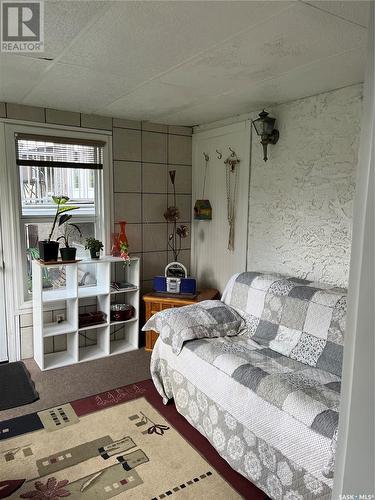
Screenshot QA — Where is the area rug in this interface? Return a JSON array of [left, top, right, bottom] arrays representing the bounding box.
[[0, 380, 265, 499], [0, 362, 39, 411]]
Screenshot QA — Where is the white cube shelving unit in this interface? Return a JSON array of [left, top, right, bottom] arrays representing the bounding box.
[[32, 256, 140, 371]]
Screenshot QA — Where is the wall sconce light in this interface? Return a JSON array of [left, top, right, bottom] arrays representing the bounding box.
[[252, 110, 279, 162]]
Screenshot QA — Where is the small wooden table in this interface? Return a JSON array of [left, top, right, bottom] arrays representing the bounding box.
[[143, 288, 220, 351]]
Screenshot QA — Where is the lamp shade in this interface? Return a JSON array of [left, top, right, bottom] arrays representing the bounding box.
[[253, 110, 276, 136]]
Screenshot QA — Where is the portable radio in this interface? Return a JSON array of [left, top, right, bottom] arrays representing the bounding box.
[[153, 262, 196, 295]]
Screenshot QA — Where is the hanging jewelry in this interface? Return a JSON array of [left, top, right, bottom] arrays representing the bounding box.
[[224, 148, 240, 251]]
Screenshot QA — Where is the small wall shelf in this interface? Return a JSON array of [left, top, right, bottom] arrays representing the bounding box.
[[32, 256, 140, 371]]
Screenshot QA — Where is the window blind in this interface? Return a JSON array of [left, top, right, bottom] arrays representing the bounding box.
[[15, 133, 105, 170]]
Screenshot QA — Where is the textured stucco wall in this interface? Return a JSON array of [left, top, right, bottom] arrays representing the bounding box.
[[247, 84, 362, 287]]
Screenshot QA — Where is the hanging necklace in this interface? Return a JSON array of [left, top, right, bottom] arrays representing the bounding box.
[[224, 148, 240, 251]]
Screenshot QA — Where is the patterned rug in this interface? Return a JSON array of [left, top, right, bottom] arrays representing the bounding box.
[[0, 380, 265, 499]]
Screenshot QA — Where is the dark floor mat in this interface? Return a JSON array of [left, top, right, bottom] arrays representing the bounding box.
[[0, 361, 39, 410]]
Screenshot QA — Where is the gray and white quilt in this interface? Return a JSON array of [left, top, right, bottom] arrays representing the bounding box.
[[150, 272, 347, 499], [223, 272, 346, 377], [187, 337, 340, 440], [142, 300, 245, 354]]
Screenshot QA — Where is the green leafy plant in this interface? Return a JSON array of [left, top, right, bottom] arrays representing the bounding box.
[[119, 240, 130, 267], [48, 195, 79, 242], [85, 238, 103, 253], [57, 223, 82, 248], [26, 247, 52, 292]]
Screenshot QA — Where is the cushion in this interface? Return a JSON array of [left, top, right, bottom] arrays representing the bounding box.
[[222, 272, 347, 376], [142, 300, 245, 354]]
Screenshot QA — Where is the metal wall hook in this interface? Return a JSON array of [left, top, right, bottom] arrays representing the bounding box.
[[203, 152, 209, 162], [216, 149, 222, 159], [224, 147, 240, 172]]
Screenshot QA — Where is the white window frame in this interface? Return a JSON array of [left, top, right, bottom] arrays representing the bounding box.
[[0, 120, 113, 360]]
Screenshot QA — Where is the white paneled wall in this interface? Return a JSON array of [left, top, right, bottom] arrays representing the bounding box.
[[192, 122, 251, 292], [192, 84, 362, 292]]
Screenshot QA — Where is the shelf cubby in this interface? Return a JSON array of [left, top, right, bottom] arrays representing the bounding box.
[[78, 326, 109, 362], [41, 263, 78, 303], [78, 259, 110, 298], [32, 257, 140, 370], [43, 298, 77, 337], [109, 323, 138, 356], [43, 333, 77, 370], [78, 294, 109, 331]]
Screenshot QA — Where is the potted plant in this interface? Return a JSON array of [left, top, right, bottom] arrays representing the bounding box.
[[57, 223, 82, 261], [38, 196, 78, 262], [85, 237, 103, 259]]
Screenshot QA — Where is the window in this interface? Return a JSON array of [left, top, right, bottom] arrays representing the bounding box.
[[15, 133, 106, 299]]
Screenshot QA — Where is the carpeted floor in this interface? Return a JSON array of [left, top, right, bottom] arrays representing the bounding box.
[[0, 351, 268, 499], [0, 349, 152, 421], [0, 379, 266, 499], [1, 391, 242, 499]]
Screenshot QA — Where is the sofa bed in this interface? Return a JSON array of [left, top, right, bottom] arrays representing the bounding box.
[[145, 272, 346, 499]]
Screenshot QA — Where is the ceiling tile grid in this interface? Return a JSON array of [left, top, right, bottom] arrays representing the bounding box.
[[0, 1, 369, 126]]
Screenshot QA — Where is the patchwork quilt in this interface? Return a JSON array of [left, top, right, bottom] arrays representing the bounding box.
[[222, 272, 347, 376], [186, 336, 340, 440], [150, 272, 347, 499], [151, 338, 335, 500]]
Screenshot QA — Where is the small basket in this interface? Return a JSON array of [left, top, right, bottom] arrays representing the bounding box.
[[110, 304, 135, 322]]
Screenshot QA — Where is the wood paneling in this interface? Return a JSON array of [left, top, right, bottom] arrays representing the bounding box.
[[191, 121, 251, 293]]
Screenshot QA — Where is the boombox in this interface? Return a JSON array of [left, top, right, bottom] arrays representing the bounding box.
[[153, 262, 196, 295]]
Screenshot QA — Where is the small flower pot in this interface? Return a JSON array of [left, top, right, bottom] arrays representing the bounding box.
[[90, 248, 100, 259], [60, 247, 77, 261], [38, 240, 59, 262]]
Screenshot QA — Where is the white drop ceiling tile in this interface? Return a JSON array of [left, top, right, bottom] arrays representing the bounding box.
[[0, 1, 368, 126], [24, 1, 109, 60], [158, 46, 365, 126], [0, 55, 48, 101], [210, 48, 366, 116], [59, 1, 294, 83], [157, 97, 265, 126], [161, 1, 366, 96], [304, 1, 370, 28], [102, 81, 207, 121], [22, 63, 129, 112], [244, 48, 367, 105], [159, 58, 277, 97]]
